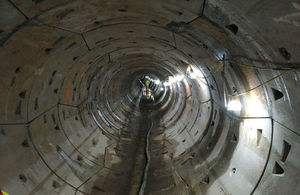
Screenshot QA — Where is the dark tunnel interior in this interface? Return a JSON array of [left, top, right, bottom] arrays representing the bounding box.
[[0, 0, 300, 194]]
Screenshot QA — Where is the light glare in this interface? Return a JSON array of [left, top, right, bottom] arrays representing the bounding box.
[[227, 100, 242, 111]]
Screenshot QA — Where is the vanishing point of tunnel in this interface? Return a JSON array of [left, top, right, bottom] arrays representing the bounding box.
[[0, 0, 300, 195]]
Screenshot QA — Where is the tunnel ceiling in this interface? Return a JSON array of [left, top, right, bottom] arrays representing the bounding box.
[[0, 0, 300, 195]]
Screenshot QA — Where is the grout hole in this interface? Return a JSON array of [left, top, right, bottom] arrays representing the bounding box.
[[225, 24, 239, 35]]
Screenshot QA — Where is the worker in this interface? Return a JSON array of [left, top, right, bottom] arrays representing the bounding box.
[[0, 189, 10, 195], [145, 80, 151, 99]]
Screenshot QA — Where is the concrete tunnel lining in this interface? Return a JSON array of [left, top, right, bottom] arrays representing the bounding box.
[[0, 0, 300, 194]]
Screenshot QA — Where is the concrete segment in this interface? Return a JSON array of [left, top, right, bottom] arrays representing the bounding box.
[[0, 0, 299, 195]]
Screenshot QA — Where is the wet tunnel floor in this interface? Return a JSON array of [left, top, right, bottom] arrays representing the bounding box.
[[89, 110, 185, 195]]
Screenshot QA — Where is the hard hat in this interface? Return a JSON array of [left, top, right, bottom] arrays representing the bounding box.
[[0, 189, 10, 195]]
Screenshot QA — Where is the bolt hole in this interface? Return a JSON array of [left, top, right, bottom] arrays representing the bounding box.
[[1, 129, 6, 136], [21, 139, 29, 147], [118, 9, 127, 12], [77, 155, 83, 161], [92, 138, 98, 146], [19, 91, 26, 99], [15, 67, 20, 73], [272, 161, 284, 175], [278, 47, 291, 60], [281, 140, 291, 162], [45, 48, 52, 54], [232, 133, 238, 142], [52, 180, 61, 189], [225, 24, 239, 35], [201, 175, 209, 184], [19, 174, 27, 182], [271, 87, 284, 101]]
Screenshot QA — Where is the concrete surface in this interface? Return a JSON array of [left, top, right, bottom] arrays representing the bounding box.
[[0, 0, 299, 194]]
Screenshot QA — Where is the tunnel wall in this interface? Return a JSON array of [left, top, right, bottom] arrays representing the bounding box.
[[0, 0, 299, 194]]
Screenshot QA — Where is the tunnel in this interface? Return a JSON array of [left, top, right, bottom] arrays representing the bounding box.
[[0, 0, 300, 194]]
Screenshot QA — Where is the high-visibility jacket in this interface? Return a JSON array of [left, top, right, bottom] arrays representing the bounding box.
[[0, 189, 10, 195]]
